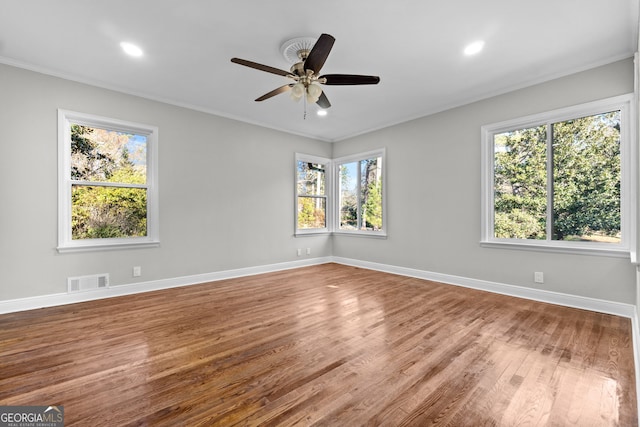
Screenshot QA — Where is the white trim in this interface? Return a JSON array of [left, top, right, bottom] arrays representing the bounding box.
[[479, 240, 631, 258], [0, 257, 332, 315], [57, 241, 160, 254], [332, 149, 386, 167], [3, 255, 636, 319], [333, 148, 387, 236], [331, 257, 637, 318], [480, 94, 635, 257], [332, 231, 388, 239], [57, 110, 160, 252], [295, 153, 331, 235], [295, 149, 387, 237]]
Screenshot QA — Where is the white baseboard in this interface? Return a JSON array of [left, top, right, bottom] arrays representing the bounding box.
[[1, 255, 637, 320], [331, 257, 637, 319], [0, 257, 332, 314]]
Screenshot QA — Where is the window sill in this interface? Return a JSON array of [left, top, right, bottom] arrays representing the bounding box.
[[57, 240, 160, 253], [295, 229, 330, 237], [480, 240, 630, 258], [295, 230, 388, 239], [333, 231, 387, 239]]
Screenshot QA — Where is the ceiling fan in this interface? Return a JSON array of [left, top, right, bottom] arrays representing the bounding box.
[[231, 33, 380, 109]]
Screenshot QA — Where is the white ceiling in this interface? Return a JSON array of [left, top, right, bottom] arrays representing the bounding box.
[[0, 1, 637, 142]]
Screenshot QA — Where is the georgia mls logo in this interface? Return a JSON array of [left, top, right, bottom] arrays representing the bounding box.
[[44, 406, 63, 418], [0, 405, 64, 427]]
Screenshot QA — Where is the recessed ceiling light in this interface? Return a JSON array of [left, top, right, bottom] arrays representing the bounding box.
[[464, 40, 485, 56], [120, 42, 143, 57], [317, 109, 328, 117]]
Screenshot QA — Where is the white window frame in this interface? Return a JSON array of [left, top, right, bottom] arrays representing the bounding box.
[[295, 153, 331, 236], [57, 110, 159, 253], [295, 149, 387, 238], [333, 149, 387, 237], [480, 94, 635, 258]]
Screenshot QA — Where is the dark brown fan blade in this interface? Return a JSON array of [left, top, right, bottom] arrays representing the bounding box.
[[304, 34, 335, 74], [316, 91, 331, 109], [231, 58, 291, 77], [255, 84, 293, 101], [321, 74, 380, 85]]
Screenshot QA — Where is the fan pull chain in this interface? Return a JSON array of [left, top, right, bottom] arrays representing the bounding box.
[[303, 95, 307, 120]]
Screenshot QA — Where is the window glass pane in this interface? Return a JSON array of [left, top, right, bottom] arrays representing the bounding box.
[[339, 157, 384, 232], [552, 111, 621, 243], [493, 125, 547, 239], [360, 157, 383, 231], [297, 196, 326, 229], [72, 185, 147, 239], [70, 124, 147, 184], [339, 162, 358, 229], [297, 161, 325, 196]]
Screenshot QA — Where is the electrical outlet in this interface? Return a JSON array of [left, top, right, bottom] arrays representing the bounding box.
[[306, 248, 311, 255], [297, 248, 302, 257], [133, 266, 142, 277], [534, 271, 544, 283]]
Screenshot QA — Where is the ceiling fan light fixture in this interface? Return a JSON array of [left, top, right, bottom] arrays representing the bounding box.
[[290, 82, 305, 101], [306, 83, 322, 103]]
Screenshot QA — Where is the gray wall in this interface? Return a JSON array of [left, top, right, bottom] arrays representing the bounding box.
[[1, 58, 636, 305], [0, 63, 331, 301], [333, 58, 636, 304]]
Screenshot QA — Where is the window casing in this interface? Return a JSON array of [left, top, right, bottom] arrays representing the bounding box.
[[295, 149, 386, 237], [480, 94, 634, 257], [58, 110, 159, 252], [295, 154, 330, 235], [334, 149, 386, 236]]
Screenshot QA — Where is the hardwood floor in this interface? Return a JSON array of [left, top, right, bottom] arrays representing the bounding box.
[[0, 263, 636, 426]]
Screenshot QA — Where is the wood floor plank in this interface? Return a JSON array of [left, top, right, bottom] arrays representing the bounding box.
[[0, 263, 636, 426]]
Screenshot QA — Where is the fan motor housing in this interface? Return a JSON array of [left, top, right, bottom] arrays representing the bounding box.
[[290, 61, 305, 77]]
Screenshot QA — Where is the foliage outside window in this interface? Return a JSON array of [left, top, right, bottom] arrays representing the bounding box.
[[481, 95, 633, 256], [337, 153, 384, 233], [295, 149, 385, 237], [58, 110, 159, 252], [296, 155, 328, 233]]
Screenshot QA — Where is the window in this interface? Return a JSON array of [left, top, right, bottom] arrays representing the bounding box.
[[481, 95, 634, 256], [58, 110, 159, 252], [335, 150, 385, 235], [295, 154, 330, 234], [295, 149, 386, 237]]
